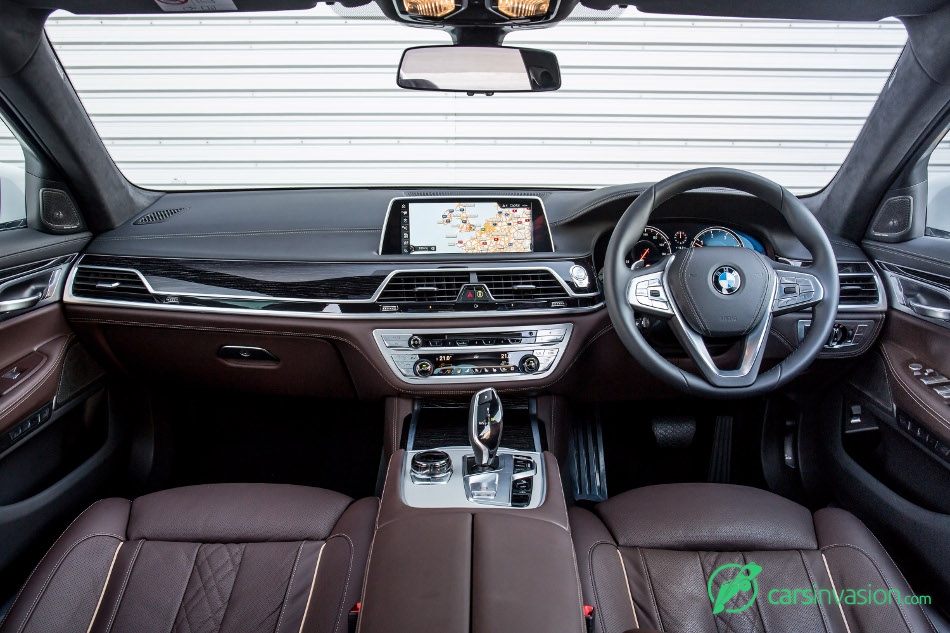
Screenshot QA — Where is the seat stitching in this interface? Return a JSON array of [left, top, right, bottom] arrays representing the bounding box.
[[615, 548, 641, 631], [327, 533, 355, 633], [822, 543, 934, 633], [861, 531, 939, 633], [586, 541, 613, 633], [636, 547, 663, 631], [274, 541, 306, 633], [296, 542, 327, 633], [0, 500, 123, 632], [12, 533, 123, 633], [85, 543, 122, 633], [798, 549, 833, 633], [820, 552, 854, 633], [103, 539, 144, 633]]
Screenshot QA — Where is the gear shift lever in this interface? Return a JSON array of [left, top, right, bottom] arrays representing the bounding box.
[[469, 387, 503, 470]]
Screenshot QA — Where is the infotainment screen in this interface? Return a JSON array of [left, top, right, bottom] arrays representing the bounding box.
[[403, 201, 534, 255]]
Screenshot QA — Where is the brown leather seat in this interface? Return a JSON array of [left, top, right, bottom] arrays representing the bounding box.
[[571, 483, 936, 633], [0, 483, 377, 633]]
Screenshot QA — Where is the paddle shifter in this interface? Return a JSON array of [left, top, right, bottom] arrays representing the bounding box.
[[469, 387, 503, 471]]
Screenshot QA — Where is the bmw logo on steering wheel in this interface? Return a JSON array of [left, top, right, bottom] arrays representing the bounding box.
[[713, 266, 741, 295]]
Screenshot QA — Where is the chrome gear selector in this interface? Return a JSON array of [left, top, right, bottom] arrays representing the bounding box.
[[469, 387, 503, 470]]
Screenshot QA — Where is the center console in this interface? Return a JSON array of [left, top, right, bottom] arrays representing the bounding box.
[[356, 390, 585, 633]]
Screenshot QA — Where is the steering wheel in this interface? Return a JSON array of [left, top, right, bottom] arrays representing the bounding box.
[[604, 168, 839, 398]]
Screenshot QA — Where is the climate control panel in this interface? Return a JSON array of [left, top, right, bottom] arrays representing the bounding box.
[[374, 325, 572, 383]]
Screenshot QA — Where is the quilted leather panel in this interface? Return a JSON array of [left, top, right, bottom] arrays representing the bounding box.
[[172, 543, 246, 633]]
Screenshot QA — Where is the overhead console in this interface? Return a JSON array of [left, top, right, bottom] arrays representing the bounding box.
[[379, 197, 554, 255]]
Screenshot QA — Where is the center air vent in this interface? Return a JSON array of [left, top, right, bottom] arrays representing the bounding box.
[[837, 262, 880, 306], [72, 267, 155, 302], [477, 271, 569, 301], [377, 272, 469, 303], [133, 207, 187, 225]]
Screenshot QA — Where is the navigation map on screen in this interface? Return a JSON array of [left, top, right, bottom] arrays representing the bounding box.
[[403, 201, 533, 255]]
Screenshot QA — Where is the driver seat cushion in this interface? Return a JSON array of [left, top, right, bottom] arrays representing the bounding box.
[[570, 483, 936, 633], [0, 483, 378, 633]]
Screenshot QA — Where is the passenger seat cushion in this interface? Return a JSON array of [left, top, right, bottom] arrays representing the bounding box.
[[0, 485, 378, 633], [571, 485, 937, 633], [594, 483, 817, 551]]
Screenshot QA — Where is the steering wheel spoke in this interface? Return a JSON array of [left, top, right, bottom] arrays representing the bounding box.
[[624, 256, 674, 318], [666, 276, 775, 388], [770, 262, 825, 315]]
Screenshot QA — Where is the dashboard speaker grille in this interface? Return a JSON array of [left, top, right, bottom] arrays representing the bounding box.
[[478, 271, 569, 301], [72, 267, 155, 302], [377, 272, 469, 303], [133, 207, 187, 225], [837, 262, 879, 305]]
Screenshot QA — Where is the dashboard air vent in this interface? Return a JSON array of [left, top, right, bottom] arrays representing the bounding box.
[[478, 270, 570, 301], [837, 262, 879, 306], [377, 272, 469, 303], [133, 207, 187, 225], [72, 267, 155, 302]]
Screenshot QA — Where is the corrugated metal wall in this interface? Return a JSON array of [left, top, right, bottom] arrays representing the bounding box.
[[4, 7, 912, 197]]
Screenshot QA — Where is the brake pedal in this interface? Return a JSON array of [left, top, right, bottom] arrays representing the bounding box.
[[707, 415, 733, 483], [569, 413, 608, 503], [651, 416, 696, 448]]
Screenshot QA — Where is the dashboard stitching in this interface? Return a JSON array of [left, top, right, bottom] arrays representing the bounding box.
[[0, 236, 88, 268], [98, 229, 379, 241], [864, 243, 950, 277]]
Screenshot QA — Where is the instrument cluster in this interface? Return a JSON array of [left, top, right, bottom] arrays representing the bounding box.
[[624, 224, 766, 267]]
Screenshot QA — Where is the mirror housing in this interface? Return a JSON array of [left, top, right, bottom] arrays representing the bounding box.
[[397, 45, 561, 94]]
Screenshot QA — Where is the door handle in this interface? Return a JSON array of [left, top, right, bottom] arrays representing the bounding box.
[[0, 293, 43, 314], [908, 300, 950, 321]]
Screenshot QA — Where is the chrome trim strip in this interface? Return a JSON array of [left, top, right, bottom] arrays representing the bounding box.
[[377, 195, 556, 256], [64, 265, 603, 319], [69, 257, 598, 304]]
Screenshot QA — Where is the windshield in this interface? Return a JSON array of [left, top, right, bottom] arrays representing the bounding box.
[[45, 6, 907, 194]]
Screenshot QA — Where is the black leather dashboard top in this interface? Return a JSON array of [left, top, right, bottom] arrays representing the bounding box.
[[84, 185, 868, 264]]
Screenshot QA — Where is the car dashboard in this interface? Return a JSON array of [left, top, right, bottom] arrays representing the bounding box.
[[61, 184, 888, 400]]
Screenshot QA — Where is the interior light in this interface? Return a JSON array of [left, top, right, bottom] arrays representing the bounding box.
[[493, 0, 550, 18], [402, 0, 458, 18]]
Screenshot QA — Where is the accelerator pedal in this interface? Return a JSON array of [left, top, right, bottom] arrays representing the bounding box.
[[569, 412, 608, 503], [707, 415, 734, 483]]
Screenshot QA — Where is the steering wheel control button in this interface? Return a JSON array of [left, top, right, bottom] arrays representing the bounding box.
[[713, 266, 741, 295]]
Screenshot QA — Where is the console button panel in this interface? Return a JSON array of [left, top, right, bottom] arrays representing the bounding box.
[[374, 324, 572, 383]]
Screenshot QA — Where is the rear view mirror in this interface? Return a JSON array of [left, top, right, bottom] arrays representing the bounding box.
[[397, 46, 561, 94]]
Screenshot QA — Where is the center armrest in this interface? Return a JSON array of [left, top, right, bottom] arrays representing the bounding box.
[[357, 451, 585, 633]]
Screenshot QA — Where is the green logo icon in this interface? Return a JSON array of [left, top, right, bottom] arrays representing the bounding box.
[[708, 562, 762, 614]]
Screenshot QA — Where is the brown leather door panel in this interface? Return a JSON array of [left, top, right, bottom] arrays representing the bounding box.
[[0, 304, 72, 436], [879, 309, 950, 446]]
